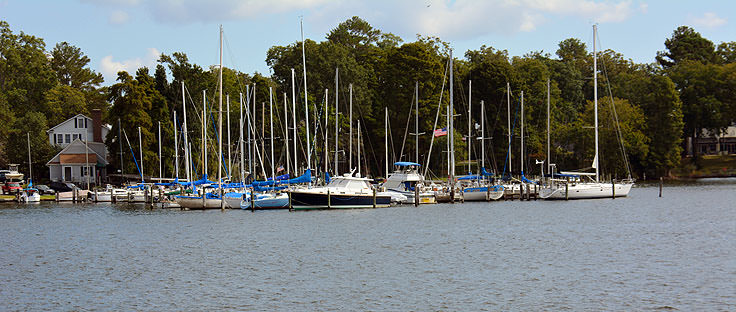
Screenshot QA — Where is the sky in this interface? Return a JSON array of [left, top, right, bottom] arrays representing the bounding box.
[[1, 0, 734, 85]]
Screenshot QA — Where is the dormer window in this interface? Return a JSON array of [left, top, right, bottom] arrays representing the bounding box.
[[75, 117, 87, 128]]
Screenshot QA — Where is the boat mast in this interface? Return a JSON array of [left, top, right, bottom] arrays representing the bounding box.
[[415, 81, 420, 164], [349, 83, 353, 172], [118, 118, 124, 179], [181, 83, 190, 183], [449, 49, 455, 184], [239, 92, 244, 182], [227, 94, 231, 181], [247, 85, 253, 177], [507, 82, 512, 177], [158, 121, 162, 182], [546, 78, 551, 176], [324, 89, 328, 177], [203, 90, 207, 178], [593, 24, 600, 183], [291, 69, 297, 174], [174, 111, 179, 179], [218, 24, 223, 210], [334, 67, 339, 174], [521, 90, 524, 177], [357, 119, 361, 177], [385, 107, 389, 177], [301, 18, 311, 172], [138, 126, 143, 182], [468, 80, 471, 174], [27, 132, 32, 184], [283, 92, 290, 178], [269, 87, 275, 180], [481, 100, 485, 172]]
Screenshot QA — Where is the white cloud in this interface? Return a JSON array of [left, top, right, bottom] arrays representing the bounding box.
[[109, 10, 130, 24], [146, 0, 332, 24], [689, 12, 727, 29], [100, 48, 160, 83]]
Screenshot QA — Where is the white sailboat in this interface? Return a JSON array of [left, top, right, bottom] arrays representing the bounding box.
[[539, 25, 633, 199]]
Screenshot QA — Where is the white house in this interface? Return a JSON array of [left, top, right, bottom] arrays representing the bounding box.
[[46, 109, 111, 184]]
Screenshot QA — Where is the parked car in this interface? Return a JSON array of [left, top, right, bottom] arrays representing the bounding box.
[[35, 184, 55, 195], [48, 181, 73, 193], [2, 181, 22, 194]]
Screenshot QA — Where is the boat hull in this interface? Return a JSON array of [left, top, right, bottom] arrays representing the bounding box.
[[539, 182, 633, 199], [290, 191, 391, 210], [175, 196, 224, 209], [462, 186, 505, 201]]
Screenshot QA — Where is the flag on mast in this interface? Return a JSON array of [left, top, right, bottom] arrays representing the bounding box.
[[434, 128, 447, 137]]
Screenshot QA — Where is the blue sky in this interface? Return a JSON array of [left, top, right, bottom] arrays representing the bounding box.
[[1, 0, 734, 85]]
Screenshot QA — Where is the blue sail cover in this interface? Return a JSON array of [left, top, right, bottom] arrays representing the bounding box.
[[253, 169, 311, 186], [520, 171, 537, 184], [457, 175, 480, 180], [253, 185, 288, 192], [481, 167, 494, 177], [394, 162, 421, 167], [266, 174, 290, 181]]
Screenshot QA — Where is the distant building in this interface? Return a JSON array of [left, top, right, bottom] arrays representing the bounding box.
[[690, 124, 736, 155], [45, 109, 111, 184]]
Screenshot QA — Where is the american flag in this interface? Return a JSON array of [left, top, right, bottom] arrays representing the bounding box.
[[433, 128, 448, 137], [277, 165, 284, 172]]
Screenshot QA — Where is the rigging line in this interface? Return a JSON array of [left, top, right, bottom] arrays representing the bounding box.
[[351, 89, 381, 175], [122, 128, 143, 180], [398, 88, 415, 162], [423, 57, 449, 177]]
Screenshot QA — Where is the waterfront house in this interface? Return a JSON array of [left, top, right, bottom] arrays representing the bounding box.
[[689, 124, 736, 156], [45, 109, 110, 185]]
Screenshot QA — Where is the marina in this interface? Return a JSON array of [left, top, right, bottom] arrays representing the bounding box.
[[0, 179, 733, 310]]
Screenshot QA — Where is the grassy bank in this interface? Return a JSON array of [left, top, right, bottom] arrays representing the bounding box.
[[671, 155, 736, 178]]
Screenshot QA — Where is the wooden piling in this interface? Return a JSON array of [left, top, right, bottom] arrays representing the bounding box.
[[414, 186, 419, 207], [659, 177, 663, 197], [565, 178, 569, 200], [288, 191, 293, 211], [612, 180, 615, 199], [372, 187, 377, 208], [327, 189, 331, 209]]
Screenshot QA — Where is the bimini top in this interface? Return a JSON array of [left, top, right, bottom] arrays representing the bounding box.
[[394, 162, 421, 167]]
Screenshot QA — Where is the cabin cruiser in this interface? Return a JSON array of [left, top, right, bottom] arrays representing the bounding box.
[[289, 172, 392, 210], [381, 162, 436, 205]]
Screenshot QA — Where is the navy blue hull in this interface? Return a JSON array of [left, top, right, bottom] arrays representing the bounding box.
[[290, 191, 391, 210]]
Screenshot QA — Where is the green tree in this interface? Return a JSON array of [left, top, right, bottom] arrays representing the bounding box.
[[5, 111, 58, 182], [50, 42, 103, 91], [44, 85, 88, 126], [656, 26, 716, 68]]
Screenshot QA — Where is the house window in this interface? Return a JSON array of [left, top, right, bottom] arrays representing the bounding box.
[[72, 133, 79, 141], [85, 118, 88, 128], [56, 134, 63, 145], [81, 166, 89, 177], [65, 134, 71, 143]]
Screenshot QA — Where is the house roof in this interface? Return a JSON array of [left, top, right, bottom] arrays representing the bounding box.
[[46, 139, 108, 166], [47, 114, 91, 133]]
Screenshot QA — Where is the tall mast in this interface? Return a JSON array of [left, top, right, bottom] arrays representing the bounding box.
[[253, 84, 257, 178], [218, 25, 223, 209], [158, 121, 162, 182], [507, 82, 512, 177], [521, 90, 524, 177], [203, 90, 207, 177], [334, 67, 339, 174], [547, 78, 551, 176], [446, 104, 450, 178], [468, 80, 472, 174], [247, 86, 253, 178], [357, 119, 361, 177], [227, 94, 231, 181], [181, 83, 190, 183], [324, 89, 328, 177], [349, 83, 353, 171], [481, 100, 485, 171], [283, 92, 290, 177], [449, 49, 455, 182], [138, 126, 143, 182], [118, 118, 124, 178], [593, 24, 600, 182], [415, 81, 420, 163], [385, 107, 388, 177], [174, 110, 179, 179], [269, 87, 275, 180], [301, 17, 311, 171], [27, 132, 32, 184], [239, 92, 244, 182], [291, 69, 297, 174]]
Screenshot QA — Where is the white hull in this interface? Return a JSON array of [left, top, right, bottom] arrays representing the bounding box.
[[462, 187, 505, 201], [175, 196, 223, 209], [21, 192, 41, 203], [539, 182, 632, 199]]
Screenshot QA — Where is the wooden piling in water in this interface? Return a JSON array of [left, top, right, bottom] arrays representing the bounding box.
[[612, 180, 615, 199], [659, 177, 663, 197], [565, 178, 569, 200], [414, 186, 419, 207], [327, 189, 331, 209], [288, 191, 293, 211], [372, 187, 377, 208]]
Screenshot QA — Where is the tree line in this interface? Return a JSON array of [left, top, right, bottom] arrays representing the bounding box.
[[1, 18, 734, 182]]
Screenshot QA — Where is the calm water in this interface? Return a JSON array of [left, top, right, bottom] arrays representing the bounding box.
[[1, 180, 734, 311]]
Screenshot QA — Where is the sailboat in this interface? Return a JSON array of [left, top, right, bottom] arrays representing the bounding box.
[[539, 25, 633, 199], [460, 94, 505, 201], [20, 133, 40, 203]]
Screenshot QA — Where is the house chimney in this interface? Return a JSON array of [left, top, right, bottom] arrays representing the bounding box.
[[92, 109, 102, 143]]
